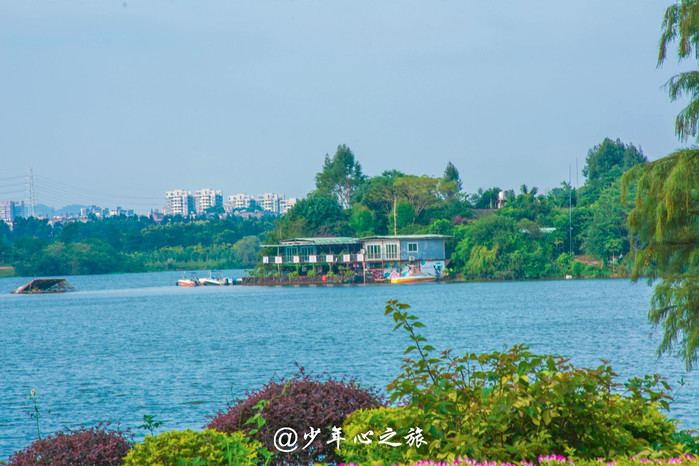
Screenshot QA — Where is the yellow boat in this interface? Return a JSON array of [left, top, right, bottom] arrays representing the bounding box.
[[390, 275, 437, 284]]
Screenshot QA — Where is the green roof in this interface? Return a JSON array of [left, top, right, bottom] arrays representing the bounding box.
[[261, 237, 360, 247], [261, 234, 450, 248], [360, 234, 450, 240]]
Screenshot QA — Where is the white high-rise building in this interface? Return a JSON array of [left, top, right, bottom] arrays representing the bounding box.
[[194, 189, 223, 214], [256, 193, 284, 214], [165, 190, 194, 216], [280, 197, 298, 214], [225, 194, 256, 211]]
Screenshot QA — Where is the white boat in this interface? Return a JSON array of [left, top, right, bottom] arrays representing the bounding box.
[[198, 271, 231, 286]]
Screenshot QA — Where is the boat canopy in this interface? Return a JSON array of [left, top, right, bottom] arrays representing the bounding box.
[[11, 278, 76, 294]]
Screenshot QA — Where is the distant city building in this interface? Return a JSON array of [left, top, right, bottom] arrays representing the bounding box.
[[280, 197, 298, 214], [256, 193, 285, 214], [166, 189, 297, 217], [109, 206, 135, 217], [149, 209, 164, 222], [165, 189, 195, 216], [225, 194, 257, 212], [193, 189, 223, 214], [234, 210, 271, 220], [80, 205, 109, 218], [0, 200, 24, 223], [76, 205, 134, 219]]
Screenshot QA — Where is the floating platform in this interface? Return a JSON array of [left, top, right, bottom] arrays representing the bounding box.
[[11, 278, 76, 294]]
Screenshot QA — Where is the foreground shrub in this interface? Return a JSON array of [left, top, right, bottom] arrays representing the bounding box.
[[9, 423, 131, 466], [123, 429, 259, 465], [379, 300, 683, 463], [207, 370, 384, 465], [340, 406, 426, 466]]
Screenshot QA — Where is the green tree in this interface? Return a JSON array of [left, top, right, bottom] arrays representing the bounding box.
[[234, 236, 261, 266], [622, 149, 699, 369], [348, 204, 377, 237], [468, 187, 504, 209], [579, 138, 647, 205], [283, 194, 346, 236], [442, 161, 462, 196], [659, 0, 699, 141], [315, 144, 365, 209], [392, 175, 440, 222], [580, 181, 630, 264]]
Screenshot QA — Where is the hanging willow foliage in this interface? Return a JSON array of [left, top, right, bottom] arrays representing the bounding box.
[[622, 149, 699, 369]]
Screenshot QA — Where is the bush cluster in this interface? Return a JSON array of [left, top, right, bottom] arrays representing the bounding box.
[[8, 423, 131, 466], [380, 300, 684, 464], [123, 429, 259, 465], [207, 370, 385, 465]]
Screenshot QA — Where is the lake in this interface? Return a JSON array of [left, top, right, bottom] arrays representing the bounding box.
[[1, 271, 697, 460]]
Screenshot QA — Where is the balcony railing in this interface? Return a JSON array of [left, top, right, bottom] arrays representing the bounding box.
[[263, 253, 365, 265]]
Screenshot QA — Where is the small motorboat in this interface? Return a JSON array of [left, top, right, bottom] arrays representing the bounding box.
[[390, 274, 437, 284], [198, 271, 231, 286], [177, 274, 200, 287]]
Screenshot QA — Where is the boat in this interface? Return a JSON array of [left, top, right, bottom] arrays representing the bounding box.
[[11, 278, 76, 294], [390, 274, 437, 284], [198, 271, 231, 286], [177, 274, 200, 287]]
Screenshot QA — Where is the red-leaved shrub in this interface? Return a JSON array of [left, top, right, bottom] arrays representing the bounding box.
[[9, 423, 132, 466], [207, 370, 384, 465]]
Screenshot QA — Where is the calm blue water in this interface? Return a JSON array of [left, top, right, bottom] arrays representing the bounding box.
[[1, 272, 698, 460]]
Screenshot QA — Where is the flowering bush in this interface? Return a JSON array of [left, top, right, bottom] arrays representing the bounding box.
[[8, 423, 132, 466], [207, 370, 384, 465], [123, 429, 259, 465], [338, 453, 699, 466]]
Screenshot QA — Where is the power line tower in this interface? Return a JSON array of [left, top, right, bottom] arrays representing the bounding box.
[[27, 168, 36, 217]]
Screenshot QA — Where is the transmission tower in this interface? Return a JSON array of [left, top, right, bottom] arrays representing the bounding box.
[[27, 168, 36, 217]]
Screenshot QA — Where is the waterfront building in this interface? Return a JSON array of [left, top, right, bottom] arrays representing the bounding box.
[[260, 234, 449, 281], [0, 200, 24, 223]]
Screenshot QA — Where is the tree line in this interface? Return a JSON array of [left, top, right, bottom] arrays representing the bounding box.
[[0, 215, 271, 276], [0, 138, 650, 280], [269, 138, 647, 280]]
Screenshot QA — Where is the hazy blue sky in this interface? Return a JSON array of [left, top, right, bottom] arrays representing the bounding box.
[[0, 1, 691, 212]]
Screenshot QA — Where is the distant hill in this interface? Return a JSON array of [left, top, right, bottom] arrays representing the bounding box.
[[33, 204, 89, 217], [33, 204, 54, 217], [56, 204, 88, 215]]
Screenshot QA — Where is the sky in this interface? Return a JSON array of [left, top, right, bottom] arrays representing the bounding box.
[[0, 1, 692, 213]]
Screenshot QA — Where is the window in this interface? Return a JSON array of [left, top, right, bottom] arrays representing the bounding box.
[[384, 243, 398, 260], [407, 242, 418, 253], [366, 244, 381, 260], [284, 246, 298, 262], [300, 246, 314, 261]]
